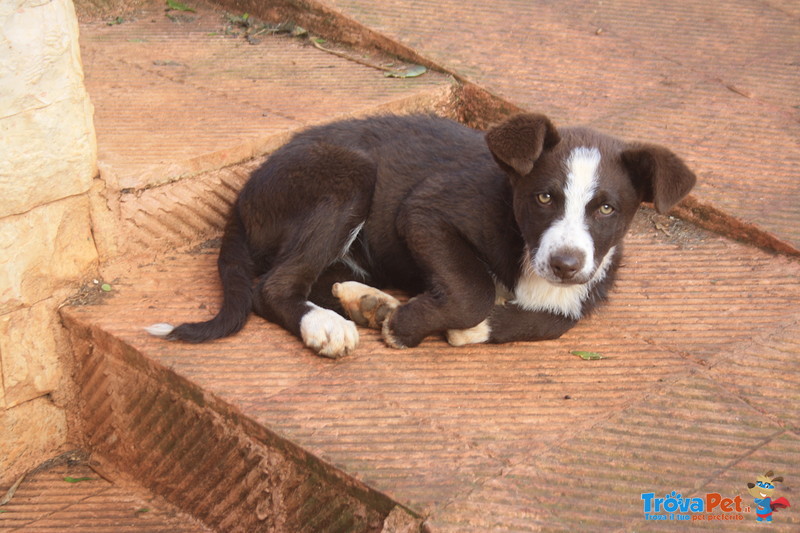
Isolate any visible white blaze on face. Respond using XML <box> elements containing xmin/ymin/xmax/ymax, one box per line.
<box><xmin>515</xmin><ymin>146</ymin><xmax>612</xmax><ymax>319</ymax></box>
<box><xmin>533</xmin><ymin>146</ymin><xmax>601</xmax><ymax>282</ymax></box>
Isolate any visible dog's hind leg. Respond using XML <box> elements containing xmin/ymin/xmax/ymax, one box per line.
<box><xmin>248</xmin><ymin>145</ymin><xmax>375</xmax><ymax>358</ymax></box>
<box><xmin>252</xmin><ymin>216</ymin><xmax>366</xmax><ymax>359</ymax></box>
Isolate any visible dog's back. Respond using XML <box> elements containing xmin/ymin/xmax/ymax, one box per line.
<box><xmin>246</xmin><ymin>115</ymin><xmax>510</xmax><ymax>289</ymax></box>
<box><xmin>147</xmin><ymin>113</ymin><xmax>695</xmax><ymax>357</ymax></box>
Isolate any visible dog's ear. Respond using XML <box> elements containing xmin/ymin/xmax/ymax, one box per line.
<box><xmin>486</xmin><ymin>113</ymin><xmax>560</xmax><ymax>178</ymax></box>
<box><xmin>621</xmin><ymin>143</ymin><xmax>696</xmax><ymax>213</ymax></box>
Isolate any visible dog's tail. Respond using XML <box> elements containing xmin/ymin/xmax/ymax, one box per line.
<box><xmin>146</xmin><ymin>205</ymin><xmax>254</xmax><ymax>343</ymax></box>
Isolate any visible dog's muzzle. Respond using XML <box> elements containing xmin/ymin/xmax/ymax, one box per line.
<box><xmin>548</xmin><ymin>248</ymin><xmax>586</xmax><ymax>282</ymax></box>
<box><xmin>531</xmin><ymin>247</ymin><xmax>596</xmax><ymax>286</ymax></box>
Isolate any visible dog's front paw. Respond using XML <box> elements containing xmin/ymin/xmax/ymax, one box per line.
<box><xmin>300</xmin><ymin>304</ymin><xmax>359</xmax><ymax>359</ymax></box>
<box><xmin>381</xmin><ymin>309</ymin><xmax>408</xmax><ymax>349</ymax></box>
<box><xmin>447</xmin><ymin>320</ymin><xmax>491</xmax><ymax>346</ymax></box>
<box><xmin>332</xmin><ymin>281</ymin><xmax>400</xmax><ymax>329</ymax></box>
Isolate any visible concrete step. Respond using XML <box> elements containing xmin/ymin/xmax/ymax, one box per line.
<box><xmin>58</xmin><ymin>0</ymin><xmax>800</xmax><ymax>530</ymax></box>
<box><xmin>58</xmin><ymin>0</ymin><xmax>459</xmax><ymax>530</ymax></box>
<box><xmin>249</xmin><ymin>0</ymin><xmax>800</xmax><ymax>255</ymax></box>
<box><xmin>0</xmin><ymin>454</ymin><xmax>209</xmax><ymax>532</ymax></box>
<box><xmin>79</xmin><ymin>0</ymin><xmax>456</xmax><ymax>260</ymax></box>
<box><xmin>60</xmin><ymin>210</ymin><xmax>800</xmax><ymax>531</ymax></box>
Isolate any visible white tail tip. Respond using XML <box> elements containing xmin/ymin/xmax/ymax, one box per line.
<box><xmin>145</xmin><ymin>323</ymin><xmax>175</xmax><ymax>338</ymax></box>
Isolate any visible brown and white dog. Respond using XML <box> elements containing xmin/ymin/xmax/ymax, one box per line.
<box><xmin>147</xmin><ymin>113</ymin><xmax>696</xmax><ymax>358</ymax></box>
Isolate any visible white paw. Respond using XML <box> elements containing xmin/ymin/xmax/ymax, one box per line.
<box><xmin>145</xmin><ymin>323</ymin><xmax>175</xmax><ymax>338</ymax></box>
<box><xmin>447</xmin><ymin>320</ymin><xmax>491</xmax><ymax>347</ymax></box>
<box><xmin>300</xmin><ymin>303</ymin><xmax>359</xmax><ymax>359</ymax></box>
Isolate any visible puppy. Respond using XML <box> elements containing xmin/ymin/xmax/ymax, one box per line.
<box><xmin>147</xmin><ymin>113</ymin><xmax>696</xmax><ymax>358</ymax></box>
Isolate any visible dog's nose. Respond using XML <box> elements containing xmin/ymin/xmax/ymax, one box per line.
<box><xmin>550</xmin><ymin>252</ymin><xmax>583</xmax><ymax>280</ymax></box>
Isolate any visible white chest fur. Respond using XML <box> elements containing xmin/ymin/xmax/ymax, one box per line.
<box><xmin>513</xmin><ymin>245</ymin><xmax>616</xmax><ymax>320</ymax></box>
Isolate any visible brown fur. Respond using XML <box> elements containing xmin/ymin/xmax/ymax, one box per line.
<box><xmin>156</xmin><ymin>113</ymin><xmax>696</xmax><ymax>356</ymax></box>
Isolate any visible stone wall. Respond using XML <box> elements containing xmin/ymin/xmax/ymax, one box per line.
<box><xmin>0</xmin><ymin>0</ymin><xmax>98</xmax><ymax>483</ymax></box>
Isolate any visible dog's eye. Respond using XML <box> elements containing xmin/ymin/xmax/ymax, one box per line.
<box><xmin>598</xmin><ymin>204</ymin><xmax>615</xmax><ymax>216</ymax></box>
<box><xmin>536</xmin><ymin>193</ymin><xmax>553</xmax><ymax>206</ymax></box>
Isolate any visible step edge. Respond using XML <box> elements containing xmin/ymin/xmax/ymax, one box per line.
<box><xmin>61</xmin><ymin>306</ymin><xmax>423</xmax><ymax>531</ymax></box>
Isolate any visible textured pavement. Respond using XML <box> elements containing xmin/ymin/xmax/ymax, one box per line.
<box><xmin>80</xmin><ymin>0</ymin><xmax>453</xmax><ymax>191</ymax></box>
<box><xmin>0</xmin><ymin>461</ymin><xmax>208</xmax><ymax>532</ymax></box>
<box><xmin>312</xmin><ymin>0</ymin><xmax>800</xmax><ymax>253</ymax></box>
<box><xmin>50</xmin><ymin>0</ymin><xmax>800</xmax><ymax>530</ymax></box>
<box><xmin>78</xmin><ymin>0</ymin><xmax>454</xmax><ymax>257</ymax></box>
<box><xmin>63</xmin><ymin>211</ymin><xmax>800</xmax><ymax>531</ymax></box>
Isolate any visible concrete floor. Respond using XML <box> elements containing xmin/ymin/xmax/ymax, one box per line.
<box><xmin>317</xmin><ymin>0</ymin><xmax>800</xmax><ymax>252</ymax></box>
<box><xmin>6</xmin><ymin>0</ymin><xmax>798</xmax><ymax>531</ymax></box>
<box><xmin>0</xmin><ymin>461</ymin><xmax>208</xmax><ymax>532</ymax></box>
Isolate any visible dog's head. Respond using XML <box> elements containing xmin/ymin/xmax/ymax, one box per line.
<box><xmin>747</xmin><ymin>471</ymin><xmax>783</xmax><ymax>499</ymax></box>
<box><xmin>487</xmin><ymin>113</ymin><xmax>696</xmax><ymax>286</ymax></box>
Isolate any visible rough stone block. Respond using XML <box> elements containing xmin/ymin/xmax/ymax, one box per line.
<box><xmin>0</xmin><ymin>0</ymin><xmax>85</xmax><ymax>115</ymax></box>
<box><xmin>0</xmin><ymin>298</ymin><xmax>65</xmax><ymax>407</ymax></box>
<box><xmin>0</xmin><ymin>358</ymin><xmax>4</xmax><ymax>409</ymax></box>
<box><xmin>0</xmin><ymin>395</ymin><xmax>68</xmax><ymax>486</ymax></box>
<box><xmin>0</xmin><ymin>195</ymin><xmax>98</xmax><ymax>315</ymax></box>
<box><xmin>0</xmin><ymin>0</ymin><xmax>97</xmax><ymax>217</ymax></box>
<box><xmin>0</xmin><ymin>95</ymin><xmax>96</xmax><ymax>219</ymax></box>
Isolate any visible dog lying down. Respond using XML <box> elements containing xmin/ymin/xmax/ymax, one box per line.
<box><xmin>147</xmin><ymin>113</ymin><xmax>696</xmax><ymax>358</ymax></box>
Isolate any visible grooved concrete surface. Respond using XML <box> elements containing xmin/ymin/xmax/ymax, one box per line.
<box><xmin>0</xmin><ymin>463</ymin><xmax>209</xmax><ymax>532</ymax></box>
<box><xmin>54</xmin><ymin>0</ymin><xmax>800</xmax><ymax>530</ymax></box>
<box><xmin>64</xmin><ymin>211</ymin><xmax>800</xmax><ymax>531</ymax></box>
<box><xmin>320</xmin><ymin>0</ymin><xmax>800</xmax><ymax>252</ymax></box>
<box><xmin>78</xmin><ymin>0</ymin><xmax>454</xmax><ymax>257</ymax></box>
<box><xmin>79</xmin><ymin>0</ymin><xmax>454</xmax><ymax>191</ymax></box>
